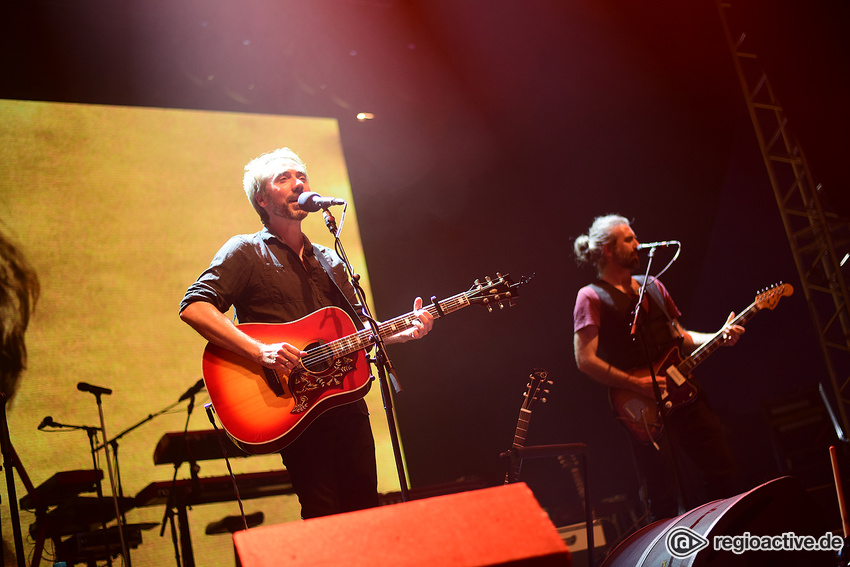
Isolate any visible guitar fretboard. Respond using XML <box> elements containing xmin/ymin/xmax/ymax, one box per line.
<box><xmin>678</xmin><ymin>301</ymin><xmax>760</xmax><ymax>375</ymax></box>
<box><xmin>300</xmin><ymin>292</ymin><xmax>471</xmax><ymax>368</ymax></box>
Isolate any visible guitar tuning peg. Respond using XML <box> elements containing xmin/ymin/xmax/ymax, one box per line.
<box><xmin>541</xmin><ymin>397</ymin><xmax>548</xmax><ymax>403</ymax></box>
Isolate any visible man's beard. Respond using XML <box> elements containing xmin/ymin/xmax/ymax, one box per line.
<box><xmin>269</xmin><ymin>199</ymin><xmax>308</xmax><ymax>221</ymax></box>
<box><xmin>616</xmin><ymin>251</ymin><xmax>640</xmax><ymax>272</ymax></box>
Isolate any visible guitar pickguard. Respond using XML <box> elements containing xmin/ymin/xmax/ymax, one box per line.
<box><xmin>288</xmin><ymin>353</ymin><xmax>358</xmax><ymax>413</ymax></box>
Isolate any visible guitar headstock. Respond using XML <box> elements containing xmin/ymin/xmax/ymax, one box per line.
<box><xmin>467</xmin><ymin>272</ymin><xmax>532</xmax><ymax>312</ymax></box>
<box><xmin>755</xmin><ymin>282</ymin><xmax>794</xmax><ymax>311</ymax></box>
<box><xmin>521</xmin><ymin>368</ymin><xmax>552</xmax><ymax>411</ymax></box>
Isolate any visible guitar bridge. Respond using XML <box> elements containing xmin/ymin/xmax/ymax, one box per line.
<box><xmin>262</xmin><ymin>367</ymin><xmax>286</xmax><ymax>397</ymax></box>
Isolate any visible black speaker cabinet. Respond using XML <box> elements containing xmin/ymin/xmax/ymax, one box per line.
<box><xmin>601</xmin><ymin>476</ymin><xmax>835</xmax><ymax>566</ymax></box>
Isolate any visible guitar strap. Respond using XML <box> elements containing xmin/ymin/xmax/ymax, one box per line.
<box><xmin>310</xmin><ymin>244</ymin><xmax>376</xmax><ymax>410</ymax></box>
<box><xmin>634</xmin><ymin>276</ymin><xmax>674</xmax><ymax>325</ymax></box>
<box><xmin>589</xmin><ymin>276</ymin><xmax>671</xmax><ymax>322</ymax></box>
<box><xmin>311</xmin><ymin>243</ymin><xmax>364</xmax><ymax>328</ymax></box>
<box><xmin>635</xmin><ymin>275</ymin><xmax>687</xmax><ymax>345</ymax></box>
<box><xmin>590</xmin><ymin>276</ymin><xmax>683</xmax><ymax>370</ymax></box>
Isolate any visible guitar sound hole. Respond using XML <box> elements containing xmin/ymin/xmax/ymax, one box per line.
<box><xmin>301</xmin><ymin>341</ymin><xmax>332</xmax><ymax>373</ymax></box>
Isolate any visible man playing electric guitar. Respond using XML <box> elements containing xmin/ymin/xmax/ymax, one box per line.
<box><xmin>180</xmin><ymin>147</ymin><xmax>434</xmax><ymax>520</ymax></box>
<box><xmin>572</xmin><ymin>214</ymin><xmax>744</xmax><ymax>522</ymax></box>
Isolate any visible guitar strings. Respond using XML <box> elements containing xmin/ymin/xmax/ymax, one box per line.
<box><xmin>296</xmin><ymin>294</ymin><xmax>471</xmax><ymax>370</ymax></box>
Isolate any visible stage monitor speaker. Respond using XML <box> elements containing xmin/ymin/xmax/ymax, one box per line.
<box><xmin>600</xmin><ymin>476</ymin><xmax>835</xmax><ymax>566</ymax></box>
<box><xmin>234</xmin><ymin>482</ymin><xmax>572</xmax><ymax>566</ymax></box>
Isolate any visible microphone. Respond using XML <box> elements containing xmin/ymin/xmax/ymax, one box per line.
<box><xmin>77</xmin><ymin>382</ymin><xmax>113</xmax><ymax>396</ymax></box>
<box><xmin>37</xmin><ymin>416</ymin><xmax>101</xmax><ymax>431</ymax></box>
<box><xmin>297</xmin><ymin>192</ymin><xmax>346</xmax><ymax>213</ymax></box>
<box><xmin>636</xmin><ymin>240</ymin><xmax>680</xmax><ymax>250</ymax></box>
<box><xmin>178</xmin><ymin>378</ymin><xmax>205</xmax><ymax>402</ymax></box>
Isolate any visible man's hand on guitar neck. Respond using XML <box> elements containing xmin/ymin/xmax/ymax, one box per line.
<box><xmin>684</xmin><ymin>311</ymin><xmax>745</xmax><ymax>350</ymax></box>
<box><xmin>384</xmin><ymin>297</ymin><xmax>434</xmax><ymax>345</ymax></box>
<box><xmin>719</xmin><ymin>311</ymin><xmax>745</xmax><ymax>346</ymax></box>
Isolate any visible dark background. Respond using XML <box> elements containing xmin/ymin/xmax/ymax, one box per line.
<box><xmin>4</xmin><ymin>0</ymin><xmax>848</xmax><ymax>536</ymax></box>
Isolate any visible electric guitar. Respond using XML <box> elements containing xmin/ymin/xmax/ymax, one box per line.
<box><xmin>505</xmin><ymin>368</ymin><xmax>551</xmax><ymax>484</ymax></box>
<box><xmin>609</xmin><ymin>282</ymin><xmax>793</xmax><ymax>444</ymax></box>
<box><xmin>203</xmin><ymin>273</ymin><xmax>524</xmax><ymax>454</ymax></box>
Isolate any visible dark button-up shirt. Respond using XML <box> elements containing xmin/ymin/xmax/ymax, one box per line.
<box><xmin>180</xmin><ymin>227</ymin><xmax>362</xmax><ymax>325</ymax></box>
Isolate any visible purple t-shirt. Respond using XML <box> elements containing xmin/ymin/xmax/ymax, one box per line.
<box><xmin>573</xmin><ymin>278</ymin><xmax>681</xmax><ymax>333</ymax></box>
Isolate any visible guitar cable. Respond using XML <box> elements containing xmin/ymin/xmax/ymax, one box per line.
<box><xmin>640</xmin><ymin>408</ymin><xmax>661</xmax><ymax>452</ymax></box>
<box><xmin>205</xmin><ymin>403</ymin><xmax>249</xmax><ymax>531</ymax></box>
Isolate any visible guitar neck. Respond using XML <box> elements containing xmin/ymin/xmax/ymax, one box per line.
<box><xmin>505</xmin><ymin>408</ymin><xmax>531</xmax><ymax>483</ymax></box>
<box><xmin>678</xmin><ymin>300</ymin><xmax>760</xmax><ymax>375</ymax></box>
<box><xmin>329</xmin><ymin>292</ymin><xmax>471</xmax><ymax>357</ymax></box>
<box><xmin>511</xmin><ymin>409</ymin><xmax>531</xmax><ymax>449</ymax></box>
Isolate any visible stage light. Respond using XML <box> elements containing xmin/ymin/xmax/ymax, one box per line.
<box><xmin>356</xmin><ymin>112</ymin><xmax>374</xmax><ymax>121</ymax></box>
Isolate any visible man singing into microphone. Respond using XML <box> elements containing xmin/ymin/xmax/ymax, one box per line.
<box><xmin>572</xmin><ymin>214</ymin><xmax>743</xmax><ymax>522</ymax></box>
<box><xmin>179</xmin><ymin>147</ymin><xmax>434</xmax><ymax>519</ymax></box>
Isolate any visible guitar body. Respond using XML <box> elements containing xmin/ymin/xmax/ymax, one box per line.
<box><xmin>202</xmin><ymin>307</ymin><xmax>370</xmax><ymax>455</ymax></box>
<box><xmin>200</xmin><ymin>272</ymin><xmax>527</xmax><ymax>455</ymax></box>
<box><xmin>608</xmin><ymin>345</ymin><xmax>698</xmax><ymax>445</ymax></box>
<box><xmin>608</xmin><ymin>282</ymin><xmax>793</xmax><ymax>445</ymax></box>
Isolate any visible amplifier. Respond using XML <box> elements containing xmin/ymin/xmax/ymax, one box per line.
<box><xmin>557</xmin><ymin>520</ymin><xmax>606</xmax><ymax>553</ymax></box>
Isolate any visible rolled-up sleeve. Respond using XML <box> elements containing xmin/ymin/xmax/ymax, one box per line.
<box><xmin>179</xmin><ymin>236</ymin><xmax>253</xmax><ymax>314</ymax></box>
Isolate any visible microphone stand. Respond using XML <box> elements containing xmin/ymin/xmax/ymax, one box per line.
<box><xmin>319</xmin><ymin>205</ymin><xmax>410</xmax><ymax>501</ymax></box>
<box><xmin>78</xmin><ymin>387</ymin><xmax>132</xmax><ymax>567</ymax></box>
<box><xmin>159</xmin><ymin>394</ymin><xmax>198</xmax><ymax>567</ymax></box>
<box><xmin>94</xmin><ymin>398</ymin><xmax>186</xmax><ymax>454</ymax></box>
<box><xmin>86</xmin><ymin>383</ymin><xmax>201</xmax><ymax>566</ymax></box>
<box><xmin>82</xmin><ymin>423</ymin><xmax>115</xmax><ymax>567</ymax></box>
<box><xmin>1</xmin><ymin>393</ymin><xmax>26</xmax><ymax>567</ymax></box>
<box><xmin>630</xmin><ymin>247</ymin><xmax>686</xmax><ymax>516</ymax></box>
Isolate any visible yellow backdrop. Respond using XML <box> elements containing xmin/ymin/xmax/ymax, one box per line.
<box><xmin>0</xmin><ymin>99</ymin><xmax>396</xmax><ymax>566</ymax></box>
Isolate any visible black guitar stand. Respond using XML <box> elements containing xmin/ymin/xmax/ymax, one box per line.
<box><xmin>501</xmin><ymin>443</ymin><xmax>595</xmax><ymax>567</ymax></box>
<box><xmin>317</xmin><ymin>204</ymin><xmax>412</xmax><ymax>501</ymax></box>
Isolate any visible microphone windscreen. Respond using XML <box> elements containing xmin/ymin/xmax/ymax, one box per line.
<box><xmin>297</xmin><ymin>192</ymin><xmax>321</xmax><ymax>212</ymax></box>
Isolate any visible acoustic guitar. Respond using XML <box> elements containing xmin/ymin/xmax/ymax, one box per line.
<box><xmin>203</xmin><ymin>273</ymin><xmax>524</xmax><ymax>454</ymax></box>
<box><xmin>505</xmin><ymin>368</ymin><xmax>552</xmax><ymax>484</ymax></box>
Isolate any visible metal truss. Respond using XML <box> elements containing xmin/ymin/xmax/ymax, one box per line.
<box><xmin>716</xmin><ymin>1</ymin><xmax>850</xmax><ymax>437</ymax></box>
